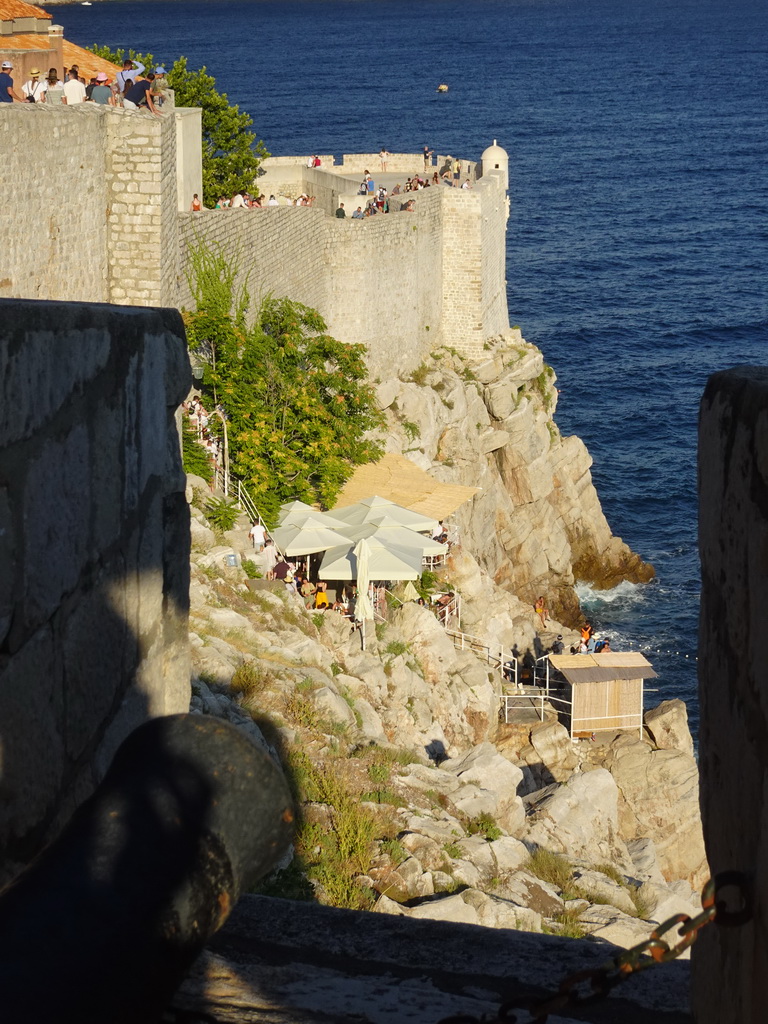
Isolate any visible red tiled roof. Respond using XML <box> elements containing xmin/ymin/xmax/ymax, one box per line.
<box><xmin>63</xmin><ymin>39</ymin><xmax>121</xmax><ymax>80</ymax></box>
<box><xmin>0</xmin><ymin>0</ymin><xmax>51</xmax><ymax>21</ymax></box>
<box><xmin>0</xmin><ymin>31</ymin><xmax>49</xmax><ymax>50</ymax></box>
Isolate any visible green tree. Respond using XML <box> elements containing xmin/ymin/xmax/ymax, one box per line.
<box><xmin>87</xmin><ymin>47</ymin><xmax>268</xmax><ymax>205</ymax></box>
<box><xmin>168</xmin><ymin>58</ymin><xmax>268</xmax><ymax>206</ymax></box>
<box><xmin>184</xmin><ymin>244</ymin><xmax>383</xmax><ymax>524</ymax></box>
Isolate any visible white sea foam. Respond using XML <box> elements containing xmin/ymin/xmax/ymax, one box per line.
<box><xmin>575</xmin><ymin>579</ymin><xmax>649</xmax><ymax>608</ymax></box>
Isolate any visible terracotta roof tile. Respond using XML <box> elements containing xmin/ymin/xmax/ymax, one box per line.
<box><xmin>1</xmin><ymin>34</ymin><xmax>120</xmax><ymax>80</ymax></box>
<box><xmin>0</xmin><ymin>0</ymin><xmax>51</xmax><ymax>21</ymax></box>
<box><xmin>0</xmin><ymin>31</ymin><xmax>49</xmax><ymax>51</ymax></box>
<box><xmin>62</xmin><ymin>40</ymin><xmax>121</xmax><ymax>80</ymax></box>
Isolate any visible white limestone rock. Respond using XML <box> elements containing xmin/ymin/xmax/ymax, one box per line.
<box><xmin>488</xmin><ymin>836</ymin><xmax>530</xmax><ymax>873</ymax></box>
<box><xmin>528</xmin><ymin>721</ymin><xmax>580</xmax><ymax>782</ymax></box>
<box><xmin>607</xmin><ymin>738</ymin><xmax>708</xmax><ymax>888</ymax></box>
<box><xmin>408</xmin><ymin>893</ymin><xmax>480</xmax><ymax>926</ymax></box>
<box><xmin>310</xmin><ymin>686</ymin><xmax>357</xmax><ymax>728</ymax></box>
<box><xmin>190</xmin><ymin>515</ymin><xmax>216</xmax><ymax>552</ymax></box>
<box><xmin>577</xmin><ymin>905</ymin><xmax>664</xmax><ymax>953</ymax></box>
<box><xmin>523</xmin><ymin>768</ymin><xmax>634</xmax><ymax>872</ymax></box>
<box><xmin>626</xmin><ymin>837</ymin><xmax>667</xmax><ymax>885</ymax></box>
<box><xmin>442</xmin><ymin>742</ymin><xmax>525</xmax><ymax>834</ymax></box>
<box><xmin>644</xmin><ymin>699</ymin><xmax>695</xmax><ymax>757</ymax></box>
<box><xmin>493</xmin><ymin>870</ymin><xmax>565</xmax><ymax>918</ymax></box>
<box><xmin>572</xmin><ymin>868</ymin><xmax>638</xmax><ymax>917</ymax></box>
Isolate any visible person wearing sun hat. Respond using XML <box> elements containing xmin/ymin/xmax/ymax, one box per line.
<box><xmin>89</xmin><ymin>71</ymin><xmax>114</xmax><ymax>106</ymax></box>
<box><xmin>0</xmin><ymin>61</ymin><xmax>23</xmax><ymax>103</ymax></box>
<box><xmin>22</xmin><ymin>67</ymin><xmax>46</xmax><ymax>103</ymax></box>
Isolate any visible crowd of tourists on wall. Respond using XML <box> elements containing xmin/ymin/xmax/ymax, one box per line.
<box><xmin>0</xmin><ymin>58</ymin><xmax>167</xmax><ymax>112</ymax></box>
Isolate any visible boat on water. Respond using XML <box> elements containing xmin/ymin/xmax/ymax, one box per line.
<box><xmin>437</xmin><ymin>83</ymin><xmax>448</xmax><ymax>93</ymax></box>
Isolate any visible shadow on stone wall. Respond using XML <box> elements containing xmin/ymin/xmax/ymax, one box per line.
<box><xmin>0</xmin><ymin>299</ymin><xmax>192</xmax><ymax>885</ymax></box>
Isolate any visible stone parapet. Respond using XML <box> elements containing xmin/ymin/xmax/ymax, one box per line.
<box><xmin>0</xmin><ymin>299</ymin><xmax>191</xmax><ymax>884</ymax></box>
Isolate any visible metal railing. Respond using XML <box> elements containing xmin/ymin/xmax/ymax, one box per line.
<box><xmin>445</xmin><ymin>627</ymin><xmax>516</xmax><ymax>686</ymax></box>
<box><xmin>235</xmin><ymin>480</ymin><xmax>269</xmax><ymax>533</ymax></box>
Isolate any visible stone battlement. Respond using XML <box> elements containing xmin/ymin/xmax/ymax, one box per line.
<box><xmin>0</xmin><ymin>102</ymin><xmax>510</xmax><ymax>371</ymax></box>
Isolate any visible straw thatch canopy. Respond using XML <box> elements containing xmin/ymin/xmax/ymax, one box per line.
<box><xmin>332</xmin><ymin>454</ymin><xmax>479</xmax><ymax>521</ymax></box>
<box><xmin>549</xmin><ymin>652</ymin><xmax>657</xmax><ymax>684</ymax></box>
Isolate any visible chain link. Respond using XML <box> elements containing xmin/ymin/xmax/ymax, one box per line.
<box><xmin>436</xmin><ymin>871</ymin><xmax>751</xmax><ymax>1024</ymax></box>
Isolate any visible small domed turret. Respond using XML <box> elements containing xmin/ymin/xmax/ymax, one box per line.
<box><xmin>481</xmin><ymin>139</ymin><xmax>508</xmax><ymax>190</ymax></box>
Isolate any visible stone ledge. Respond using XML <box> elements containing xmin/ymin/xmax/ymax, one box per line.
<box><xmin>172</xmin><ymin>894</ymin><xmax>692</xmax><ymax>1023</ymax></box>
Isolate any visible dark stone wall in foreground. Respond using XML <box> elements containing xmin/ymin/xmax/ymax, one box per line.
<box><xmin>0</xmin><ymin>299</ymin><xmax>191</xmax><ymax>883</ymax></box>
<box><xmin>693</xmin><ymin>366</ymin><xmax>768</xmax><ymax>1023</ymax></box>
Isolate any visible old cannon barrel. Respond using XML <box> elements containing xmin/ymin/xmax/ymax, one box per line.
<box><xmin>0</xmin><ymin>714</ymin><xmax>294</xmax><ymax>1024</ymax></box>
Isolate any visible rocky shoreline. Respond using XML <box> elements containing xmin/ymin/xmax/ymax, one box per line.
<box><xmin>186</xmin><ymin>479</ymin><xmax>706</xmax><ymax>957</ymax></box>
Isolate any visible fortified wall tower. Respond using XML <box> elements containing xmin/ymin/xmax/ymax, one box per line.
<box><xmin>0</xmin><ymin>100</ymin><xmax>511</xmax><ymax>377</ymax></box>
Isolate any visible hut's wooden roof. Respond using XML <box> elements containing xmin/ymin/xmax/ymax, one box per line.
<box><xmin>549</xmin><ymin>652</ymin><xmax>657</xmax><ymax>684</ymax></box>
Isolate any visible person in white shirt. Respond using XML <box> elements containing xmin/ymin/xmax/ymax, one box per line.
<box><xmin>230</xmin><ymin>192</ymin><xmax>246</xmax><ymax>208</ymax></box>
<box><xmin>22</xmin><ymin>68</ymin><xmax>46</xmax><ymax>103</ymax></box>
<box><xmin>248</xmin><ymin>521</ymin><xmax>266</xmax><ymax>551</ymax></box>
<box><xmin>63</xmin><ymin>69</ymin><xmax>86</xmax><ymax>105</ymax></box>
<box><xmin>267</xmin><ymin>195</ymin><xmax>279</xmax><ymax>206</ymax></box>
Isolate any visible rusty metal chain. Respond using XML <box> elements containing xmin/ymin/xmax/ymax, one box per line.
<box><xmin>437</xmin><ymin>871</ymin><xmax>751</xmax><ymax>1024</ymax></box>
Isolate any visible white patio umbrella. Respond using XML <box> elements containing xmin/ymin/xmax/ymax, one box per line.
<box><xmin>271</xmin><ymin>515</ymin><xmax>351</xmax><ymax>556</ymax></box>
<box><xmin>339</xmin><ymin>516</ymin><xmax>447</xmax><ymax>555</ymax></box>
<box><xmin>279</xmin><ymin>507</ymin><xmax>348</xmax><ymax>529</ymax></box>
<box><xmin>276</xmin><ymin>500</ymin><xmax>315</xmax><ymax>524</ymax></box>
<box><xmin>353</xmin><ymin>539</ymin><xmax>375</xmax><ymax>651</ymax></box>
<box><xmin>400</xmin><ymin>580</ymin><xmax>421</xmax><ymax>603</ymax></box>
<box><xmin>318</xmin><ymin>535</ymin><xmax>423</xmax><ymax>581</ymax></box>
<box><xmin>332</xmin><ymin>495</ymin><xmax>439</xmax><ymax>533</ymax></box>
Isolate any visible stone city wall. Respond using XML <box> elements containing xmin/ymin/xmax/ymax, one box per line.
<box><xmin>0</xmin><ymin>299</ymin><xmax>191</xmax><ymax>885</ymax></box>
<box><xmin>179</xmin><ymin>185</ymin><xmax>445</xmax><ymax>378</ymax></box>
<box><xmin>0</xmin><ymin>103</ymin><xmax>193</xmax><ymax>310</ymax></box>
<box><xmin>0</xmin><ymin>105</ymin><xmax>508</xmax><ymax>370</ymax></box>
<box><xmin>178</xmin><ymin>205</ymin><xmax>333</xmax><ymax>326</ymax></box>
<box><xmin>180</xmin><ymin>165</ymin><xmax>508</xmax><ymax>374</ymax></box>
<box><xmin>0</xmin><ymin>105</ymin><xmax>110</xmax><ymax>303</ymax></box>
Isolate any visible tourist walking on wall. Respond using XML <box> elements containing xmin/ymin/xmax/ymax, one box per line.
<box><xmin>124</xmin><ymin>73</ymin><xmax>160</xmax><ymax>114</ymax></box>
<box><xmin>43</xmin><ymin>69</ymin><xmax>64</xmax><ymax>104</ymax></box>
<box><xmin>88</xmin><ymin>72</ymin><xmax>114</xmax><ymax>106</ymax></box>
<box><xmin>116</xmin><ymin>58</ymin><xmax>144</xmax><ymax>93</ymax></box>
<box><xmin>63</xmin><ymin>68</ymin><xmax>86</xmax><ymax>105</ymax></box>
<box><xmin>0</xmin><ymin>62</ymin><xmax>23</xmax><ymax>103</ymax></box>
<box><xmin>379</xmin><ymin>147</ymin><xmax>389</xmax><ymax>172</ymax></box>
<box><xmin>335</xmin><ymin>203</ymin><xmax>346</xmax><ymax>218</ymax></box>
<box><xmin>453</xmin><ymin>158</ymin><xmax>461</xmax><ymax>185</ymax></box>
<box><xmin>151</xmin><ymin>66</ymin><xmax>167</xmax><ymax>107</ymax></box>
<box><xmin>22</xmin><ymin>68</ymin><xmax>46</xmax><ymax>103</ymax></box>
<box><xmin>423</xmin><ymin>145</ymin><xmax>433</xmax><ymax>169</ymax></box>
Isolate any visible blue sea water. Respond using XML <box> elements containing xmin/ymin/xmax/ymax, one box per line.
<box><xmin>56</xmin><ymin>0</ymin><xmax>768</xmax><ymax>736</ymax></box>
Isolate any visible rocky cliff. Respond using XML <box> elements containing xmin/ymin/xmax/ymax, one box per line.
<box><xmin>376</xmin><ymin>328</ymin><xmax>653</xmax><ymax>629</ymax></box>
<box><xmin>183</xmin><ymin>492</ymin><xmax>706</xmax><ymax>972</ymax></box>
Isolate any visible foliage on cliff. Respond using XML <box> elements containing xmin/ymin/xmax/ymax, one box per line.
<box><xmin>87</xmin><ymin>47</ymin><xmax>268</xmax><ymax>204</ymax></box>
<box><xmin>184</xmin><ymin>243</ymin><xmax>384</xmax><ymax>524</ymax></box>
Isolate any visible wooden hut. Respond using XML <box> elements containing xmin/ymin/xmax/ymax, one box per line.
<box><xmin>547</xmin><ymin>652</ymin><xmax>657</xmax><ymax>738</ymax></box>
